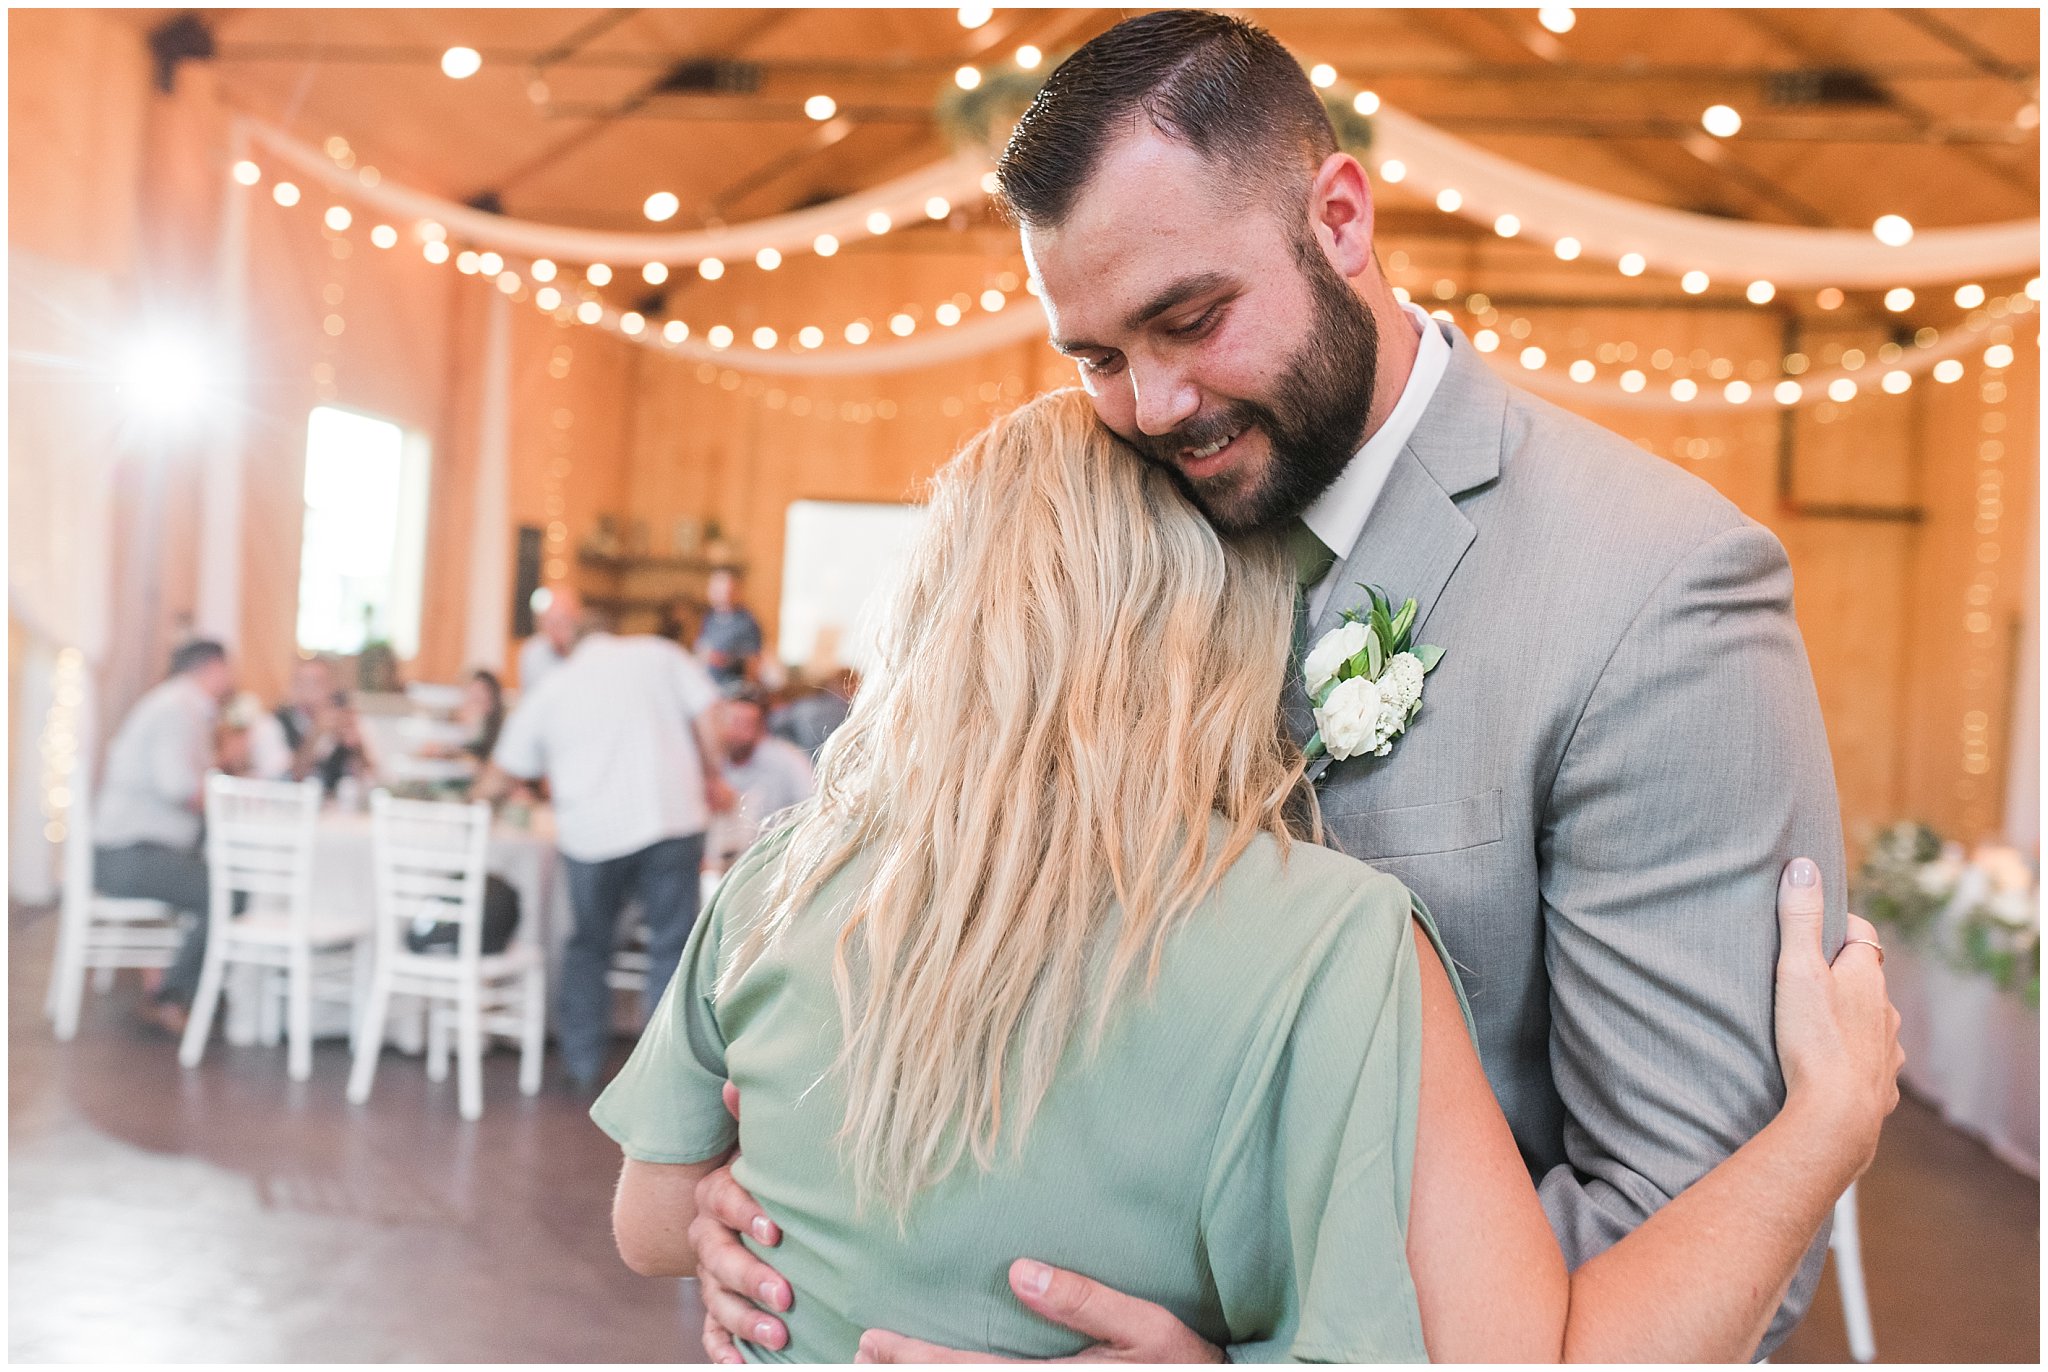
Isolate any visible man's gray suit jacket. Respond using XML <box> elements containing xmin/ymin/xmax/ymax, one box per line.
<box><xmin>1283</xmin><ymin>321</ymin><xmax>1849</xmax><ymax>1352</ymax></box>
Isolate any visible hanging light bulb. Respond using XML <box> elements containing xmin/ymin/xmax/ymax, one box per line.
<box><xmin>370</xmin><ymin>224</ymin><xmax>397</xmax><ymax>249</ymax></box>
<box><xmin>804</xmin><ymin>94</ymin><xmax>837</xmax><ymax>121</ymax></box>
<box><xmin>232</xmin><ymin>160</ymin><xmax>261</xmax><ymax>186</ymax></box>
<box><xmin>889</xmin><ymin>313</ymin><xmax>916</xmax><ymax>337</ymax></box>
<box><xmin>1872</xmin><ymin>215</ymin><xmax>1914</xmax><ymax>247</ymax></box>
<box><xmin>1378</xmin><ymin>159</ymin><xmax>1406</xmax><ymax>183</ymax></box>
<box><xmin>1984</xmin><ymin>343</ymin><xmax>2015</xmax><ymax>369</ymax></box>
<box><xmin>936</xmin><ymin>302</ymin><xmax>962</xmax><ymax>326</ymax></box>
<box><xmin>1553</xmin><ymin>237</ymin><xmax>1581</xmax><ymax>261</ymax></box>
<box><xmin>272</xmin><ymin>181</ymin><xmax>301</xmax><ymax>207</ymax></box>
<box><xmin>752</xmin><ymin>326</ymin><xmax>778</xmax><ymax>349</ymax></box>
<box><xmin>1681</xmin><ymin>270</ymin><xmax>1710</xmax><ymax>294</ymax></box>
<box><xmin>663</xmin><ymin>320</ymin><xmax>689</xmax><ymax>344</ymax></box>
<box><xmin>925</xmin><ymin>196</ymin><xmax>952</xmax><ymax>221</ymax></box>
<box><xmin>1827</xmin><ymin>378</ymin><xmax>1858</xmax><ymax>402</ymax></box>
<box><xmin>1881</xmin><ymin>370</ymin><xmax>1912</xmax><ymax>394</ymax></box>
<box><xmin>1519</xmin><ymin>346</ymin><xmax>1546</xmax><ymax>370</ymax></box>
<box><xmin>497</xmin><ymin>270</ymin><xmax>521</xmax><ymax>295</ymax></box>
<box><xmin>456</xmin><ymin>251</ymin><xmax>480</xmax><ymax>274</ymax></box>
<box><xmin>621</xmin><ymin>312</ymin><xmax>646</xmax><ymax>336</ymax></box>
<box><xmin>1353</xmin><ymin>90</ymin><xmax>1380</xmax><ymax>115</ymax></box>
<box><xmin>814</xmin><ymin>234</ymin><xmax>839</xmax><ymax>257</ymax></box>
<box><xmin>698</xmin><ymin>258</ymin><xmax>724</xmax><ymax>281</ymax></box>
<box><xmin>1618</xmin><ymin>253</ymin><xmax>1646</xmax><ymax>276</ymax></box>
<box><xmin>980</xmin><ymin>288</ymin><xmax>1005</xmax><ymax>312</ymax></box>
<box><xmin>1815</xmin><ymin>287</ymin><xmax>1844</xmax><ymax>310</ymax></box>
<box><xmin>1537</xmin><ymin>7</ymin><xmax>1576</xmax><ymax>34</ymax></box>
<box><xmin>1774</xmin><ymin>380</ymin><xmax>1803</xmax><ymax>404</ymax></box>
<box><xmin>1494</xmin><ymin>214</ymin><xmax>1521</xmax><ymax>238</ymax></box>
<box><xmin>530</xmin><ymin>259</ymin><xmax>556</xmax><ymax>282</ymax></box>
<box><xmin>798</xmin><ymin>326</ymin><xmax>824</xmax><ymax>349</ymax></box>
<box><xmin>441</xmin><ymin>46</ymin><xmax>482</xmax><ymax>80</ymax></box>
<box><xmin>1671</xmin><ymin>378</ymin><xmax>1699</xmax><ymax>401</ymax></box>
<box><xmin>1955</xmin><ymin>283</ymin><xmax>1986</xmax><ymax>308</ymax></box>
<box><xmin>1435</xmin><ymin>188</ymin><xmax>1463</xmax><ymax>213</ymax></box>
<box><xmin>1884</xmin><ymin>287</ymin><xmax>1915</xmax><ymax>312</ymax></box>
<box><xmin>1309</xmin><ymin>64</ymin><xmax>1337</xmax><ymax>89</ymax></box>
<box><xmin>756</xmin><ymin>247</ymin><xmax>782</xmax><ymax>270</ymax></box>
<box><xmin>1568</xmin><ymin>359</ymin><xmax>1595</xmax><ymax>382</ymax></box>
<box><xmin>1620</xmin><ymin>369</ymin><xmax>1647</xmax><ymax>393</ymax></box>
<box><xmin>535</xmin><ymin>286</ymin><xmax>561</xmax><ymax>310</ymax></box>
<box><xmin>708</xmin><ymin>325</ymin><xmax>734</xmax><ymax>349</ymax></box>
<box><xmin>586</xmin><ymin>262</ymin><xmax>612</xmax><ymax>285</ymax></box>
<box><xmin>643</xmin><ymin>191</ymin><xmax>680</xmax><ymax>223</ymax></box>
<box><xmin>1724</xmin><ymin>380</ymin><xmax>1753</xmax><ymax>404</ymax></box>
<box><xmin>1746</xmin><ymin>280</ymin><xmax>1776</xmax><ymax>304</ymax></box>
<box><xmin>1016</xmin><ymin>45</ymin><xmax>1042</xmax><ymax>70</ymax></box>
<box><xmin>423</xmin><ymin>241</ymin><xmax>450</xmax><ymax>265</ymax></box>
<box><xmin>845</xmin><ymin>321</ymin><xmax>871</xmax><ymax>345</ymax></box>
<box><xmin>955</xmin><ymin>65</ymin><xmax>982</xmax><ymax>91</ymax></box>
<box><xmin>957</xmin><ymin>5</ymin><xmax>992</xmax><ymax>28</ymax></box>
<box><xmin>1932</xmin><ymin>359</ymin><xmax>1964</xmax><ymax>383</ymax></box>
<box><xmin>642</xmin><ymin>262</ymin><xmax>669</xmax><ymax>285</ymax></box>
<box><xmin>478</xmin><ymin>251</ymin><xmax>504</xmax><ymax>276</ymax></box>
<box><xmin>576</xmin><ymin>300</ymin><xmax>603</xmax><ymax>325</ymax></box>
<box><xmin>1701</xmin><ymin>105</ymin><xmax>1742</xmax><ymax>138</ymax></box>
<box><xmin>867</xmin><ymin>211</ymin><xmax>892</xmax><ymax>236</ymax></box>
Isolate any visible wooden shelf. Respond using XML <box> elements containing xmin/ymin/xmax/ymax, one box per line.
<box><xmin>577</xmin><ymin>550</ymin><xmax>744</xmax><ymax>575</ymax></box>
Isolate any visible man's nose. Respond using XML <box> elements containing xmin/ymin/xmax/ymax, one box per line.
<box><xmin>1129</xmin><ymin>361</ymin><xmax>1201</xmax><ymax>438</ymax></box>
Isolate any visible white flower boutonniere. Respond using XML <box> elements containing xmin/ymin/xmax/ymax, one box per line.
<box><xmin>1303</xmin><ymin>586</ymin><xmax>1444</xmax><ymax>783</ymax></box>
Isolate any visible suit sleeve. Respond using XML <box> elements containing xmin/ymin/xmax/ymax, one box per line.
<box><xmin>1536</xmin><ymin>520</ymin><xmax>1846</xmax><ymax>1354</ymax></box>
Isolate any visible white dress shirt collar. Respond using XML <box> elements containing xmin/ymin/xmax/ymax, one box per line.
<box><xmin>1301</xmin><ymin>303</ymin><xmax>1452</xmax><ymax>617</ymax></box>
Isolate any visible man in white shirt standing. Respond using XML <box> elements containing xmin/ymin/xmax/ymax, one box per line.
<box><xmin>94</xmin><ymin>639</ymin><xmax>237</xmax><ymax>1034</ymax></box>
<box><xmin>515</xmin><ymin>585</ymin><xmax>585</xmax><ymax>696</ymax></box>
<box><xmin>478</xmin><ymin>612</ymin><xmax>735</xmax><ymax>1088</ymax></box>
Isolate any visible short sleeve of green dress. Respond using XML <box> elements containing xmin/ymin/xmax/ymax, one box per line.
<box><xmin>588</xmin><ymin>832</ymin><xmax>785</xmax><ymax>1164</ymax></box>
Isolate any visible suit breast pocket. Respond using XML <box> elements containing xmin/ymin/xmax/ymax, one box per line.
<box><xmin>1323</xmin><ymin>788</ymin><xmax>1504</xmax><ymax>861</ymax></box>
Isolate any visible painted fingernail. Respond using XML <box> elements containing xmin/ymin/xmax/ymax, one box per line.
<box><xmin>1018</xmin><ymin>1260</ymin><xmax>1051</xmax><ymax>1296</ymax></box>
<box><xmin>751</xmin><ymin>1216</ymin><xmax>775</xmax><ymax>1242</ymax></box>
<box><xmin>1788</xmin><ymin>858</ymin><xmax>1818</xmax><ymax>888</ymax></box>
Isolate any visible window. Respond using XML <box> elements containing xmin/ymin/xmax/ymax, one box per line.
<box><xmin>294</xmin><ymin>406</ymin><xmax>431</xmax><ymax>659</ymax></box>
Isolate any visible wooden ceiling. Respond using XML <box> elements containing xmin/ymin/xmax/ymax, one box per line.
<box><xmin>137</xmin><ymin>6</ymin><xmax>2038</xmax><ymax>240</ymax></box>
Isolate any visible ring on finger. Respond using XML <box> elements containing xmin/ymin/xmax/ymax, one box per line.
<box><xmin>1835</xmin><ymin>936</ymin><xmax>1885</xmax><ymax>966</ymax></box>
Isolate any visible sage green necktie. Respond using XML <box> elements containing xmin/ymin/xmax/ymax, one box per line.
<box><xmin>1287</xmin><ymin>520</ymin><xmax>1337</xmax><ymax>666</ymax></box>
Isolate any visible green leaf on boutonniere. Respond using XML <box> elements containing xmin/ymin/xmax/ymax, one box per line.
<box><xmin>1413</xmin><ymin>643</ymin><xmax>1445</xmax><ymax>672</ymax></box>
<box><xmin>1389</xmin><ymin>599</ymin><xmax>1417</xmax><ymax>650</ymax></box>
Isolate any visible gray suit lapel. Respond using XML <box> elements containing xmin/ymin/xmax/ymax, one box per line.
<box><xmin>1285</xmin><ymin>328</ymin><xmax>1508</xmax><ymax>744</ymax></box>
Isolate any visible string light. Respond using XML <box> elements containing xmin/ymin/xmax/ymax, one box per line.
<box><xmin>813</xmin><ymin>234</ymin><xmax>839</xmax><ymax>257</ymax></box>
<box><xmin>889</xmin><ymin>313</ymin><xmax>916</xmax><ymax>337</ymax></box>
<box><xmin>1310</xmin><ymin>63</ymin><xmax>1337</xmax><ymax>89</ymax></box>
<box><xmin>1353</xmin><ymin>90</ymin><xmax>1380</xmax><ymax>115</ymax></box>
<box><xmin>621</xmin><ymin>311</ymin><xmax>645</xmax><ymax>335</ymax></box>
<box><xmin>643</xmin><ymin>191</ymin><xmax>680</xmax><ymax>224</ymax></box>
<box><xmin>423</xmin><ymin>241</ymin><xmax>449</xmax><ymax>264</ymax></box>
<box><xmin>1774</xmin><ymin>380</ymin><xmax>1803</xmax><ymax>404</ymax></box>
<box><xmin>1881</xmin><ymin>370</ymin><xmax>1912</xmax><ymax>394</ymax></box>
<box><xmin>936</xmin><ymin>302</ymin><xmax>962</xmax><ymax>326</ymax></box>
<box><xmin>1519</xmin><ymin>346</ymin><xmax>1545</xmax><ymax>370</ymax></box>
<box><xmin>663</xmin><ymin>320</ymin><xmax>689</xmax><ymax>344</ymax></box>
<box><xmin>804</xmin><ymin>94</ymin><xmax>837</xmax><ymax>121</ymax></box>
<box><xmin>957</xmin><ymin>5</ymin><xmax>992</xmax><ymax>27</ymax></box>
<box><xmin>1436</xmin><ymin>189</ymin><xmax>1463</xmax><ymax>213</ymax></box>
<box><xmin>1885</xmin><ymin>287</ymin><xmax>1915</xmax><ymax>311</ymax></box>
<box><xmin>1956</xmin><ymin>283</ymin><xmax>1986</xmax><ymax>308</ymax></box>
<box><xmin>586</xmin><ymin>262</ymin><xmax>612</xmax><ymax>285</ymax></box>
<box><xmin>456</xmin><ymin>251</ymin><xmax>480</xmax><ymax>274</ymax></box>
<box><xmin>1827</xmin><ymin>377</ymin><xmax>1858</xmax><ymax>402</ymax></box>
<box><xmin>1816</xmin><ymin>287</ymin><xmax>1844</xmax><ymax>310</ymax></box>
<box><xmin>369</xmin><ymin>224</ymin><xmax>397</xmax><ymax>249</ymax></box>
<box><xmin>1620</xmin><ymin>369</ymin><xmax>1647</xmax><ymax>393</ymax></box>
<box><xmin>756</xmin><ymin>247</ymin><xmax>782</xmax><ymax>270</ymax></box>
<box><xmin>1934</xmin><ymin>359</ymin><xmax>1965</xmax><ymax>383</ymax></box>
<box><xmin>1016</xmin><ymin>45</ymin><xmax>1042</xmax><ymax>70</ymax></box>
<box><xmin>1671</xmin><ymin>378</ymin><xmax>1699</xmax><ymax>401</ymax></box>
<box><xmin>418</xmin><ymin>221</ymin><xmax>447</xmax><ymax>243</ymax></box>
<box><xmin>1473</xmin><ymin>329</ymin><xmax>1499</xmax><ymax>353</ymax></box>
<box><xmin>1537</xmin><ymin>7</ymin><xmax>1576</xmax><ymax>34</ymax></box>
<box><xmin>535</xmin><ymin>286</ymin><xmax>561</xmax><ymax>310</ymax></box>
<box><xmin>1984</xmin><ymin>343</ymin><xmax>2015</xmax><ymax>369</ymax></box>
<box><xmin>708</xmin><ymin>324</ymin><xmax>734</xmax><ymax>349</ymax></box>
<box><xmin>642</xmin><ymin>261</ymin><xmax>669</xmax><ymax>284</ymax></box>
<box><xmin>1618</xmin><ymin>252</ymin><xmax>1646</xmax><ymax>277</ymax></box>
<box><xmin>845</xmin><ymin>321</ymin><xmax>871</xmax><ymax>345</ymax></box>
<box><xmin>1568</xmin><ymin>359</ymin><xmax>1595</xmax><ymax>382</ymax></box>
<box><xmin>232</xmin><ymin>160</ymin><xmax>261</xmax><ymax>186</ymax></box>
<box><xmin>955</xmin><ymin>66</ymin><xmax>982</xmax><ymax>91</ymax></box>
<box><xmin>981</xmin><ymin>171</ymin><xmax>1000</xmax><ymax>195</ymax></box>
<box><xmin>1379</xmin><ymin>159</ymin><xmax>1406</xmax><ymax>183</ymax></box>
<box><xmin>798</xmin><ymin>326</ymin><xmax>824</xmax><ymax>348</ymax></box>
<box><xmin>980</xmin><ymin>288</ymin><xmax>1005</xmax><ymax>311</ymax></box>
<box><xmin>1747</xmin><ymin>280</ymin><xmax>1776</xmax><ymax>304</ymax></box>
<box><xmin>272</xmin><ymin>182</ymin><xmax>301</xmax><ymax>207</ymax></box>
<box><xmin>698</xmin><ymin>257</ymin><xmax>724</xmax><ymax>280</ymax></box>
<box><xmin>925</xmin><ymin>196</ymin><xmax>951</xmax><ymax>220</ymax></box>
<box><xmin>1873</xmin><ymin>215</ymin><xmax>1915</xmax><ymax>247</ymax></box>
<box><xmin>867</xmin><ymin>210</ymin><xmax>892</xmax><ymax>235</ymax></box>
<box><xmin>1701</xmin><ymin>105</ymin><xmax>1743</xmax><ymax>138</ymax></box>
<box><xmin>1724</xmin><ymin>380</ymin><xmax>1752</xmax><ymax>403</ymax></box>
<box><xmin>1681</xmin><ymin>270</ymin><xmax>1709</xmax><ymax>294</ymax></box>
<box><xmin>478</xmin><ymin>251</ymin><xmax>503</xmax><ymax>275</ymax></box>
<box><xmin>441</xmin><ymin>46</ymin><xmax>481</xmax><ymax>79</ymax></box>
<box><xmin>497</xmin><ymin>270</ymin><xmax>521</xmax><ymax>295</ymax></box>
<box><xmin>1554</xmin><ymin>237</ymin><xmax>1581</xmax><ymax>261</ymax></box>
<box><xmin>573</xmin><ymin>300</ymin><xmax>601</xmax><ymax>324</ymax></box>
<box><xmin>752</xmin><ymin>326</ymin><xmax>778</xmax><ymax>349</ymax></box>
<box><xmin>1495</xmin><ymin>214</ymin><xmax>1521</xmax><ymax>238</ymax></box>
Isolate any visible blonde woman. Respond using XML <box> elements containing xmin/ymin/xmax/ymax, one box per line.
<box><xmin>593</xmin><ymin>391</ymin><xmax>1898</xmax><ymax>1362</ymax></box>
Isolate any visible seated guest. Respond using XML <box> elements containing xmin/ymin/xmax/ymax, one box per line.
<box><xmin>224</xmin><ymin>691</ymin><xmax>293</xmax><ymax>780</ymax></box>
<box><xmin>693</xmin><ymin>568</ymin><xmax>762</xmax><ymax>689</ymax></box>
<box><xmin>705</xmin><ymin>689</ymin><xmax>815</xmax><ymax>873</ymax></box>
<box><xmin>517</xmin><ymin>586</ymin><xmax>583</xmax><ymax>694</ymax></box>
<box><xmin>474</xmin><ymin>611</ymin><xmax>737</xmax><ymax>1089</ymax></box>
<box><xmin>417</xmin><ymin>669</ymin><xmax>506</xmax><ymax>769</ymax></box>
<box><xmin>94</xmin><ymin>639</ymin><xmax>236</xmax><ymax>1035</ymax></box>
<box><xmin>274</xmin><ymin>656</ymin><xmax>365</xmax><ymax>795</ymax></box>
<box><xmin>767</xmin><ymin>668</ymin><xmax>857</xmax><ymax>764</ymax></box>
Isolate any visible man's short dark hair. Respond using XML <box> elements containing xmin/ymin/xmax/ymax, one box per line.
<box><xmin>997</xmin><ymin>10</ymin><xmax>1337</xmax><ymax>228</ymax></box>
<box><xmin>169</xmin><ymin>639</ymin><xmax>226</xmax><ymax>677</ymax></box>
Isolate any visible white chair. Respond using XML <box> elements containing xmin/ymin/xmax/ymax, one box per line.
<box><xmin>45</xmin><ymin>751</ymin><xmax>186</xmax><ymax>1041</ymax></box>
<box><xmin>180</xmin><ymin>774</ymin><xmax>364</xmax><ymax>1081</ymax></box>
<box><xmin>1830</xmin><ymin>1182</ymin><xmax>1876</xmax><ymax>1362</ymax></box>
<box><xmin>348</xmin><ymin>792</ymin><xmax>545</xmax><ymax>1120</ymax></box>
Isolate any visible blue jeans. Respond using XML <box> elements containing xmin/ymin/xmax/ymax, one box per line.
<box><xmin>94</xmin><ymin>843</ymin><xmax>210</xmax><ymax>1007</ymax></box>
<box><xmin>558</xmin><ymin>834</ymin><xmax>705</xmax><ymax>1083</ymax></box>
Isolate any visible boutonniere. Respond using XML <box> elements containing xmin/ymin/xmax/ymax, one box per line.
<box><xmin>1302</xmin><ymin>586</ymin><xmax>1444</xmax><ymax>784</ymax></box>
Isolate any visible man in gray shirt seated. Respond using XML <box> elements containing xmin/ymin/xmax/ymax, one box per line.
<box><xmin>707</xmin><ymin>689</ymin><xmax>816</xmax><ymax>874</ymax></box>
<box><xmin>93</xmin><ymin>639</ymin><xmax>237</xmax><ymax>1035</ymax></box>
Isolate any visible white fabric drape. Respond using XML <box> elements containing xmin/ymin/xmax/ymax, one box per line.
<box><xmin>1369</xmin><ymin>103</ymin><xmax>2040</xmax><ymax>288</ymax></box>
<box><xmin>196</xmin><ymin>122</ymin><xmax>252</xmax><ymax>646</ymax></box>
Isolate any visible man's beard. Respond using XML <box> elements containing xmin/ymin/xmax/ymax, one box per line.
<box><xmin>1133</xmin><ymin>240</ymin><xmax>1379</xmax><ymax>534</ymax></box>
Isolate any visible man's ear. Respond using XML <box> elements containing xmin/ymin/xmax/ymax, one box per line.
<box><xmin>1310</xmin><ymin>152</ymin><xmax>1376</xmax><ymax>281</ymax></box>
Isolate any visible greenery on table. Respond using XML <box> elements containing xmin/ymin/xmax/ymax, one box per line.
<box><xmin>1856</xmin><ymin>820</ymin><xmax>2040</xmax><ymax>1009</ymax></box>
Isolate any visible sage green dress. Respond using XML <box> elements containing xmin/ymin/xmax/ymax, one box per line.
<box><xmin>593</xmin><ymin>819</ymin><xmax>1469</xmax><ymax>1363</ymax></box>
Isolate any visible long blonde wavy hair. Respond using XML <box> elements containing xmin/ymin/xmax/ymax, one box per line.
<box><xmin>721</xmin><ymin>388</ymin><xmax>1315</xmax><ymax>1214</ymax></box>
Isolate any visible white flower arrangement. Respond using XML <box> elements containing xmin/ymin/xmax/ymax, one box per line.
<box><xmin>1302</xmin><ymin>586</ymin><xmax>1443</xmax><ymax>782</ymax></box>
<box><xmin>1856</xmin><ymin>820</ymin><xmax>2039</xmax><ymax>1007</ymax></box>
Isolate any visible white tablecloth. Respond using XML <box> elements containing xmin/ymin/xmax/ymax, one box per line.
<box><xmin>1888</xmin><ymin>942</ymin><xmax>2039</xmax><ymax>1177</ymax></box>
<box><xmin>225</xmin><ymin>805</ymin><xmax>570</xmax><ymax>1043</ymax></box>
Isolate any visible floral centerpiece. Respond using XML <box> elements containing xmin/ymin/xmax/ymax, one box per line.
<box><xmin>1856</xmin><ymin>821</ymin><xmax>2040</xmax><ymax>1008</ymax></box>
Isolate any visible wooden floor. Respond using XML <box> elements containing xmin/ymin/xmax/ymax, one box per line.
<box><xmin>10</xmin><ymin>902</ymin><xmax>2039</xmax><ymax>1363</ymax></box>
